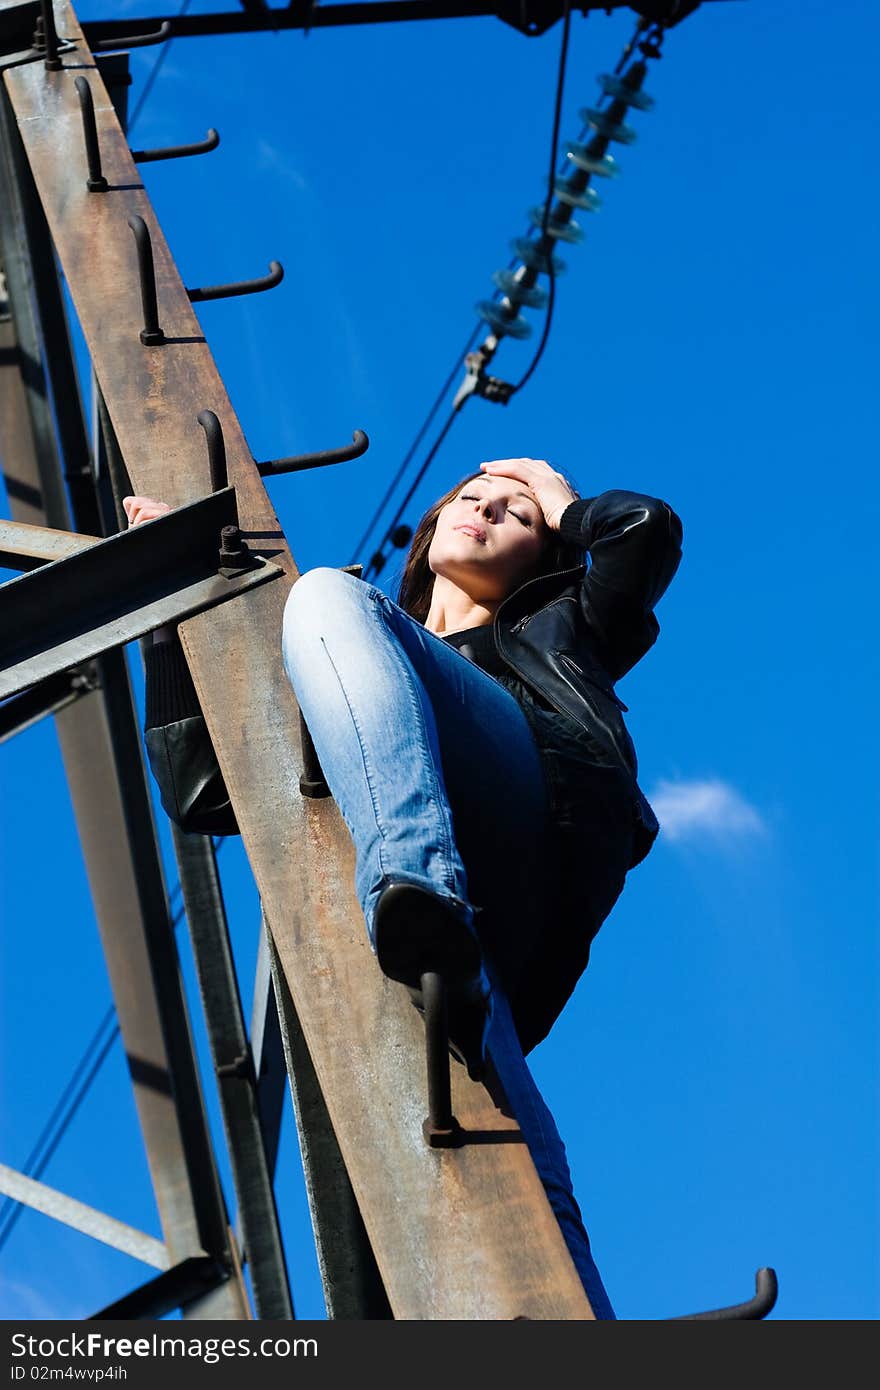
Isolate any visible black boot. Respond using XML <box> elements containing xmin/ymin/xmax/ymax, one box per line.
<box><xmin>372</xmin><ymin>881</ymin><xmax>492</xmax><ymax>1081</ymax></box>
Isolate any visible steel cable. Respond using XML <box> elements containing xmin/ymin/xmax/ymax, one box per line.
<box><xmin>360</xmin><ymin>4</ymin><xmax>578</xmax><ymax>579</ymax></box>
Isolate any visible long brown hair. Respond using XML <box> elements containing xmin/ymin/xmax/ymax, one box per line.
<box><xmin>396</xmin><ymin>470</ymin><xmax>586</xmax><ymax>623</ymax></box>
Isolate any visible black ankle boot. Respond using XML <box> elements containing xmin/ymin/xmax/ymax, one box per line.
<box><xmin>372</xmin><ymin>881</ymin><xmax>492</xmax><ymax>1080</ymax></box>
<box><xmin>371</xmin><ymin>881</ymin><xmax>481</xmax><ymax>987</ymax></box>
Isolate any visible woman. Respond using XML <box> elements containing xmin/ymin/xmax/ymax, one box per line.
<box><xmin>125</xmin><ymin>457</ymin><xmax>682</xmax><ymax>1318</ymax></box>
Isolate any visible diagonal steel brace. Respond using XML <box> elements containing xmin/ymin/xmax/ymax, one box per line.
<box><xmin>0</xmin><ymin>486</ymin><xmax>282</xmax><ymax>699</ymax></box>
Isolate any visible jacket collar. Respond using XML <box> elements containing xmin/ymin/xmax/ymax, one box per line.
<box><xmin>494</xmin><ymin>562</ymin><xmax>588</xmax><ymax>630</ymax></box>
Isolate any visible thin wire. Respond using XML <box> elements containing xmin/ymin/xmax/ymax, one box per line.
<box><xmin>512</xmin><ymin>0</ymin><xmax>573</xmax><ymax>395</ymax></box>
<box><xmin>512</xmin><ymin>11</ymin><xmax>647</xmax><ymax>396</ymax></box>
<box><xmin>363</xmin><ymin>406</ymin><xmax>459</xmax><ymax>581</ymax></box>
<box><xmin>0</xmin><ymin>1006</ymin><xmax>119</xmax><ymax>1243</ymax></box>
<box><xmin>360</xmin><ymin>8</ymin><xmax>576</xmax><ymax>578</ymax></box>
<box><xmin>614</xmin><ymin>14</ymin><xmax>649</xmax><ymax>75</ymax></box>
<box><xmin>0</xmin><ymin>1021</ymin><xmax>119</xmax><ymax>1251</ymax></box>
<box><xmin>127</xmin><ymin>0</ymin><xmax>193</xmax><ymax>139</ymax></box>
<box><xmin>0</xmin><ymin>837</ymin><xmax>225</xmax><ymax>1251</ymax></box>
<box><xmin>347</xmin><ymin>321</ymin><xmax>484</xmax><ymax>567</ymax></box>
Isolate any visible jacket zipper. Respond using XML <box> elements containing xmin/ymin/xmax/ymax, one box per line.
<box><xmin>557</xmin><ymin>652</ymin><xmax>629</xmax><ymax>711</ymax></box>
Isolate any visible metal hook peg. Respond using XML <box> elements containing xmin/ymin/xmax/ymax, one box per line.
<box><xmin>131</xmin><ymin>129</ymin><xmax>220</xmax><ymax>166</ymax></box>
<box><xmin>92</xmin><ymin>21</ymin><xmax>172</xmax><ymax>51</ymax></box>
<box><xmin>670</xmin><ymin>1267</ymin><xmax>778</xmax><ymax>1320</ymax></box>
<box><xmin>127</xmin><ymin>216</ymin><xmax>164</xmax><ymax>346</ymax></box>
<box><xmin>186</xmin><ymin>261</ymin><xmax>284</xmax><ymax>304</ymax></box>
<box><xmin>35</xmin><ymin>1</ymin><xmax>62</xmax><ymax>71</ymax></box>
<box><xmin>74</xmin><ymin>78</ymin><xmax>107</xmax><ymax>192</ymax></box>
<box><xmin>197</xmin><ymin>410</ymin><xmax>228</xmax><ymax>493</ymax></box>
<box><xmin>257</xmin><ymin>428</ymin><xmax>369</xmax><ymax>478</ymax></box>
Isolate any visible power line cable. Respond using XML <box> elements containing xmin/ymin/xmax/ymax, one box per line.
<box><xmin>0</xmin><ymin>1016</ymin><xmax>119</xmax><ymax>1251</ymax></box>
<box><xmin>361</xmin><ymin>4</ymin><xmax>577</xmax><ymax>580</ymax></box>
<box><xmin>366</xmin><ymin>405</ymin><xmax>460</xmax><ymax>583</ymax></box>
<box><xmin>512</xmin><ymin>0</ymin><xmax>573</xmax><ymax>396</ymax></box>
<box><xmin>346</xmin><ymin>321</ymin><xmax>484</xmax><ymax>568</ymax></box>
<box><xmin>127</xmin><ymin>0</ymin><xmax>193</xmax><ymax>139</ymax></box>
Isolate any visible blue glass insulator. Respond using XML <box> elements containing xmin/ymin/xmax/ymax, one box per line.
<box><xmin>579</xmin><ymin>108</ymin><xmax>637</xmax><ymax>144</ymax></box>
<box><xmin>528</xmin><ymin>207</ymin><xmax>584</xmax><ymax>244</ymax></box>
<box><xmin>476</xmin><ymin>299</ymin><xmax>532</xmax><ymax>339</ymax></box>
<box><xmin>598</xmin><ymin>73</ymin><xmax>655</xmax><ymax>110</ymax></box>
<box><xmin>566</xmin><ymin>145</ymin><xmax>619</xmax><ymax>177</ymax></box>
<box><xmin>511</xmin><ymin>237</ymin><xmax>567</xmax><ymax>275</ymax></box>
<box><xmin>553</xmin><ymin>179</ymin><xmax>601</xmax><ymax>211</ymax></box>
<box><xmin>491</xmin><ymin>269</ymin><xmax>548</xmax><ymax>309</ymax></box>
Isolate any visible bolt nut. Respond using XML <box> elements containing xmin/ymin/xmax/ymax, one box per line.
<box><xmin>219</xmin><ymin>524</ymin><xmax>249</xmax><ymax>566</ymax></box>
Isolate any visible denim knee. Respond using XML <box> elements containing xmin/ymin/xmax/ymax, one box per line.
<box><xmin>282</xmin><ymin>566</ymin><xmax>369</xmax><ymax>655</ymax></box>
<box><xmin>284</xmin><ymin>564</ymin><xmax>353</xmax><ymax>623</ymax></box>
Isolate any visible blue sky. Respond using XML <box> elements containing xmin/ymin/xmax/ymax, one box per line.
<box><xmin>1</xmin><ymin>0</ymin><xmax>877</xmax><ymax>1321</ymax></box>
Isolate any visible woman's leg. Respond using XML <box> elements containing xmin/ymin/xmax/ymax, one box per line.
<box><xmin>281</xmin><ymin>567</ymin><xmax>549</xmax><ymax>983</ymax></box>
<box><xmin>485</xmin><ymin>982</ymin><xmax>616</xmax><ymax>1319</ymax></box>
<box><xmin>281</xmin><ymin>567</ymin><xmax>613</xmax><ymax>1311</ymax></box>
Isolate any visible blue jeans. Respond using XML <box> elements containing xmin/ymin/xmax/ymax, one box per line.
<box><xmin>281</xmin><ymin>566</ymin><xmax>615</xmax><ymax>1318</ymax></box>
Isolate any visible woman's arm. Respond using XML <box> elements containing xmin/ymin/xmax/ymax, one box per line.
<box><xmin>557</xmin><ymin>490</ymin><xmax>683</xmax><ymax>680</ymax></box>
<box><xmin>476</xmin><ymin>461</ymin><xmax>683</xmax><ymax>679</ymax></box>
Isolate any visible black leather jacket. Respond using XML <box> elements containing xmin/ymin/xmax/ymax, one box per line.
<box><xmin>144</xmin><ymin>488</ymin><xmax>681</xmax><ymax>1052</ymax></box>
<box><xmin>496</xmin><ymin>488</ymin><xmax>683</xmax><ymax>867</ymax></box>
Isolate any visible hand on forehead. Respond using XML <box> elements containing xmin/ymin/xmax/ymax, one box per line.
<box><xmin>480</xmin><ymin>457</ymin><xmax>552</xmax><ymax>487</ymax></box>
<box><xmin>478</xmin><ymin>457</ymin><xmax>578</xmax><ymax>533</ymax></box>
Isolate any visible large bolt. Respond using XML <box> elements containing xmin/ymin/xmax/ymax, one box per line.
<box><xmin>219</xmin><ymin>524</ymin><xmax>249</xmax><ymax>568</ymax></box>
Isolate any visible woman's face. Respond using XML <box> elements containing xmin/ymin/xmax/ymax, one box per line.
<box><xmin>427</xmin><ymin>472</ymin><xmax>548</xmax><ymax>601</ymax></box>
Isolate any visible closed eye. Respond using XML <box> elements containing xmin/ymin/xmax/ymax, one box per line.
<box><xmin>460</xmin><ymin>493</ymin><xmax>532</xmax><ymax>526</ymax></box>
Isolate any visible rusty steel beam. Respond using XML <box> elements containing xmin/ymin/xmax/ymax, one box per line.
<box><xmin>0</xmin><ymin>515</ymin><xmax>99</xmax><ymax>569</ymax></box>
<box><xmin>50</xmin><ymin>652</ymin><xmax>252</xmax><ymax>1322</ymax></box>
<box><xmin>0</xmin><ymin>83</ymin><xmax>100</xmax><ymax>535</ymax></box>
<box><xmin>0</xmin><ymin>488</ymin><xmax>282</xmax><ymax>700</ymax></box>
<box><xmin>4</xmin><ymin>1</ymin><xmax>595</xmax><ymax>1317</ymax></box>
<box><xmin>0</xmin><ymin>665</ymin><xmax>95</xmax><ymax>742</ymax></box>
<box><xmin>0</xmin><ymin>196</ymin><xmax>68</xmax><ymax>530</ymax></box>
<box><xmin>0</xmin><ymin>73</ymin><xmax>248</xmax><ymax>1319</ymax></box>
<box><xmin>90</xmin><ymin>350</ymin><xmax>292</xmax><ymax>1318</ymax></box>
<box><xmin>265</xmin><ymin>921</ymin><xmax>392</xmax><ymax>1320</ymax></box>
<box><xmin>78</xmin><ymin>2</ymin><xmax>722</xmax><ymax>46</ymax></box>
<box><xmin>79</xmin><ymin>2</ymin><xmax>623</xmax><ymax>44</ymax></box>
<box><xmin>171</xmin><ymin>828</ymin><xmax>294</xmax><ymax>1320</ymax></box>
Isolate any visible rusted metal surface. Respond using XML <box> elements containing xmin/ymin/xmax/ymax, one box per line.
<box><xmin>0</xmin><ymin>489</ymin><xmax>282</xmax><ymax>700</ymax></box>
<box><xmin>0</xmin><ymin>516</ymin><xmax>99</xmax><ymax>568</ymax></box>
<box><xmin>4</xmin><ymin>3</ymin><xmax>594</xmax><ymax>1318</ymax></box>
<box><xmin>0</xmin><ymin>95</ymin><xmax>248</xmax><ymax>1318</ymax></box>
<box><xmin>0</xmin><ymin>294</ymin><xmax>56</xmax><ymax>528</ymax></box>
<box><xmin>52</xmin><ymin>655</ymin><xmax>251</xmax><ymax>1322</ymax></box>
<box><xmin>0</xmin><ymin>81</ymin><xmax>98</xmax><ymax>533</ymax></box>
<box><xmin>266</xmin><ymin>922</ymin><xmax>392</xmax><ymax>1320</ymax></box>
<box><xmin>171</xmin><ymin>827</ymin><xmax>294</xmax><ymax>1320</ymax></box>
<box><xmin>0</xmin><ymin>665</ymin><xmax>94</xmax><ymax>742</ymax></box>
<box><xmin>78</xmin><ymin>2</ymin><xmax>651</xmax><ymax>47</ymax></box>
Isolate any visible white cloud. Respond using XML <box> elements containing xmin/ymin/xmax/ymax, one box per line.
<box><xmin>649</xmin><ymin>777</ymin><xmax>765</xmax><ymax>844</ymax></box>
<box><xmin>255</xmin><ymin>139</ymin><xmax>308</xmax><ymax>191</ymax></box>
